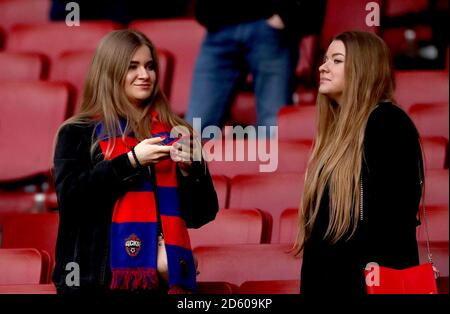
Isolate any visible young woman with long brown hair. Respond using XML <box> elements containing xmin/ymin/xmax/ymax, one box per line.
<box><xmin>52</xmin><ymin>29</ymin><xmax>218</xmax><ymax>294</ymax></box>
<box><xmin>297</xmin><ymin>31</ymin><xmax>424</xmax><ymax>294</ymax></box>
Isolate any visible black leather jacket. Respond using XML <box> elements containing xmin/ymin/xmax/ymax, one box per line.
<box><xmin>52</xmin><ymin>123</ymin><xmax>218</xmax><ymax>293</ymax></box>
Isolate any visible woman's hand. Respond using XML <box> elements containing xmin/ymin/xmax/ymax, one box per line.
<box><xmin>170</xmin><ymin>135</ymin><xmax>202</xmax><ymax>176</ymax></box>
<box><xmin>266</xmin><ymin>14</ymin><xmax>285</xmax><ymax>30</ymax></box>
<box><xmin>128</xmin><ymin>137</ymin><xmax>171</xmax><ymax>168</ymax></box>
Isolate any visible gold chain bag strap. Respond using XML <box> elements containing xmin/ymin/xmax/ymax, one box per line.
<box><xmin>417</xmin><ymin>152</ymin><xmax>440</xmax><ymax>279</ymax></box>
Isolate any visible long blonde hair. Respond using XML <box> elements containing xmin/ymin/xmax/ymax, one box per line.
<box><xmin>57</xmin><ymin>29</ymin><xmax>191</xmax><ymax>159</ymax></box>
<box><xmin>295</xmin><ymin>31</ymin><xmax>396</xmax><ymax>253</ymax></box>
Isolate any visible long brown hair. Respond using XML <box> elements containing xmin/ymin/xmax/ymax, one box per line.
<box><xmin>295</xmin><ymin>31</ymin><xmax>396</xmax><ymax>253</ymax></box>
<box><xmin>56</xmin><ymin>29</ymin><xmax>191</xmax><ymax>159</ymax></box>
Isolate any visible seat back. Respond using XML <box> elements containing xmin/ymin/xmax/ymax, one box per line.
<box><xmin>296</xmin><ymin>35</ymin><xmax>320</xmax><ymax>85</ymax></box>
<box><xmin>278</xmin><ymin>105</ymin><xmax>317</xmax><ymax>141</ymax></box>
<box><xmin>422</xmin><ymin>137</ymin><xmax>448</xmax><ymax>170</ymax></box>
<box><xmin>0</xmin><ymin>191</ymin><xmax>37</xmax><ymax>214</ymax></box>
<box><xmin>0</xmin><ymin>0</ymin><xmax>50</xmax><ymax>31</ymax></box>
<box><xmin>0</xmin><ymin>248</ymin><xmax>44</xmax><ymax>285</ymax></box>
<box><xmin>211</xmin><ymin>175</ymin><xmax>229</xmax><ymax>209</ymax></box>
<box><xmin>49</xmin><ymin>50</ymin><xmax>93</xmax><ymax>114</ymax></box>
<box><xmin>239</xmin><ymin>279</ymin><xmax>300</xmax><ymax>294</ymax></box>
<box><xmin>424</xmin><ymin>169</ymin><xmax>449</xmax><ymax>207</ymax></box>
<box><xmin>409</xmin><ymin>103</ymin><xmax>449</xmax><ymax>140</ymax></box>
<box><xmin>320</xmin><ymin>0</ymin><xmax>380</xmax><ymax>50</ymax></box>
<box><xmin>395</xmin><ymin>70</ymin><xmax>449</xmax><ymax>112</ymax></box>
<box><xmin>0</xmin><ymin>52</ymin><xmax>47</xmax><ymax>80</ymax></box>
<box><xmin>196</xmin><ymin>281</ymin><xmax>237</xmax><ymax>294</ymax></box>
<box><xmin>194</xmin><ymin>244</ymin><xmax>301</xmax><ymax>286</ymax></box>
<box><xmin>189</xmin><ymin>209</ymin><xmax>265</xmax><ymax>248</ymax></box>
<box><xmin>385</xmin><ymin>0</ymin><xmax>429</xmax><ymax>17</ymax></box>
<box><xmin>207</xmin><ymin>139</ymin><xmax>311</xmax><ymax>178</ymax></box>
<box><xmin>7</xmin><ymin>21</ymin><xmax>120</xmax><ymax>65</ymax></box>
<box><xmin>0</xmin><ymin>283</ymin><xmax>57</xmax><ymax>294</ymax></box>
<box><xmin>229</xmin><ymin>173</ymin><xmax>304</xmax><ymax>243</ymax></box>
<box><xmin>0</xmin><ymin>212</ymin><xmax>59</xmax><ymax>261</ymax></box>
<box><xmin>0</xmin><ymin>81</ymin><xmax>69</xmax><ymax>182</ymax></box>
<box><xmin>279</xmin><ymin>208</ymin><xmax>299</xmax><ymax>245</ymax></box>
<box><xmin>417</xmin><ymin>205</ymin><xmax>449</xmax><ymax>243</ymax></box>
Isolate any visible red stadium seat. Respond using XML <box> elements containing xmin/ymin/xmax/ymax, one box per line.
<box><xmin>155</xmin><ymin>48</ymin><xmax>175</xmax><ymax>101</ymax></box>
<box><xmin>385</xmin><ymin>0</ymin><xmax>429</xmax><ymax>17</ymax></box>
<box><xmin>0</xmin><ymin>212</ymin><xmax>59</xmax><ymax>262</ymax></box>
<box><xmin>229</xmin><ymin>91</ymin><xmax>257</xmax><ymax>126</ymax></box>
<box><xmin>130</xmin><ymin>19</ymin><xmax>205</xmax><ymax>116</ymax></box>
<box><xmin>421</xmin><ymin>137</ymin><xmax>448</xmax><ymax>170</ymax></box>
<box><xmin>39</xmin><ymin>249</ymin><xmax>53</xmax><ymax>284</ymax></box>
<box><xmin>194</xmin><ymin>244</ymin><xmax>301</xmax><ymax>286</ymax></box>
<box><xmin>278</xmin><ymin>105</ymin><xmax>317</xmax><ymax>141</ymax></box>
<box><xmin>49</xmin><ymin>50</ymin><xmax>93</xmax><ymax>114</ymax></box>
<box><xmin>279</xmin><ymin>206</ymin><xmax>449</xmax><ymax>247</ymax></box>
<box><xmin>294</xmin><ymin>86</ymin><xmax>317</xmax><ymax>105</ymax></box>
<box><xmin>394</xmin><ymin>70</ymin><xmax>449</xmax><ymax>112</ymax></box>
<box><xmin>296</xmin><ymin>35</ymin><xmax>320</xmax><ymax>86</ymax></box>
<box><xmin>382</xmin><ymin>0</ymin><xmax>432</xmax><ymax>55</ymax></box>
<box><xmin>0</xmin><ymin>52</ymin><xmax>48</xmax><ymax>80</ymax></box>
<box><xmin>229</xmin><ymin>173</ymin><xmax>305</xmax><ymax>243</ymax></box>
<box><xmin>0</xmin><ymin>0</ymin><xmax>50</xmax><ymax>31</ymax></box>
<box><xmin>417</xmin><ymin>205</ymin><xmax>449</xmax><ymax>243</ymax></box>
<box><xmin>0</xmin><ymin>248</ymin><xmax>45</xmax><ymax>285</ymax></box>
<box><xmin>211</xmin><ymin>175</ymin><xmax>229</xmax><ymax>209</ymax></box>
<box><xmin>409</xmin><ymin>103</ymin><xmax>449</xmax><ymax>140</ymax></box>
<box><xmin>383</xmin><ymin>26</ymin><xmax>433</xmax><ymax>56</ymax></box>
<box><xmin>188</xmin><ymin>209</ymin><xmax>265</xmax><ymax>248</ymax></box>
<box><xmin>6</xmin><ymin>21</ymin><xmax>120</xmax><ymax>66</ymax></box>
<box><xmin>207</xmin><ymin>139</ymin><xmax>312</xmax><ymax>178</ymax></box>
<box><xmin>279</xmin><ymin>208</ymin><xmax>299</xmax><ymax>245</ymax></box>
<box><xmin>0</xmin><ymin>191</ymin><xmax>39</xmax><ymax>214</ymax></box>
<box><xmin>424</xmin><ymin>169</ymin><xmax>449</xmax><ymax>207</ymax></box>
<box><xmin>320</xmin><ymin>0</ymin><xmax>380</xmax><ymax>50</ymax></box>
<box><xmin>239</xmin><ymin>280</ymin><xmax>300</xmax><ymax>294</ymax></box>
<box><xmin>196</xmin><ymin>281</ymin><xmax>237</xmax><ymax>294</ymax></box>
<box><xmin>44</xmin><ymin>191</ymin><xmax>58</xmax><ymax>210</ymax></box>
<box><xmin>0</xmin><ymin>81</ymin><xmax>70</xmax><ymax>182</ymax></box>
<box><xmin>0</xmin><ymin>283</ymin><xmax>56</xmax><ymax>294</ymax></box>
<box><xmin>0</xmin><ymin>212</ymin><xmax>58</xmax><ymax>283</ymax></box>
<box><xmin>50</xmin><ymin>48</ymin><xmax>174</xmax><ymax>115</ymax></box>
<box><xmin>0</xmin><ymin>26</ymin><xmax>5</xmax><ymax>49</ymax></box>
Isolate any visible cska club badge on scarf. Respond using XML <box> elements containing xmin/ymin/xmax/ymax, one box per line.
<box><xmin>125</xmin><ymin>234</ymin><xmax>142</xmax><ymax>257</ymax></box>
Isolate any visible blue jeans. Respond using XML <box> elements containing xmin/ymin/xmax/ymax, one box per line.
<box><xmin>185</xmin><ymin>19</ymin><xmax>299</xmax><ymax>138</ymax></box>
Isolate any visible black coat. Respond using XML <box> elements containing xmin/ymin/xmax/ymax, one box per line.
<box><xmin>195</xmin><ymin>0</ymin><xmax>326</xmax><ymax>38</ymax></box>
<box><xmin>51</xmin><ymin>122</ymin><xmax>219</xmax><ymax>293</ymax></box>
<box><xmin>300</xmin><ymin>102</ymin><xmax>422</xmax><ymax>295</ymax></box>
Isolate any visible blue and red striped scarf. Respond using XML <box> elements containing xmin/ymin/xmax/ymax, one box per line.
<box><xmin>95</xmin><ymin>112</ymin><xmax>196</xmax><ymax>293</ymax></box>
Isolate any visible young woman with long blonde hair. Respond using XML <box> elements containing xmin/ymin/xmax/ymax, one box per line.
<box><xmin>297</xmin><ymin>31</ymin><xmax>424</xmax><ymax>294</ymax></box>
<box><xmin>52</xmin><ymin>29</ymin><xmax>218</xmax><ymax>294</ymax></box>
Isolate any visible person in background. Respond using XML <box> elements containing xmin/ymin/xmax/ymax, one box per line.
<box><xmin>185</xmin><ymin>0</ymin><xmax>326</xmax><ymax>138</ymax></box>
<box><xmin>50</xmin><ymin>0</ymin><xmax>192</xmax><ymax>25</ymax></box>
<box><xmin>296</xmin><ymin>31</ymin><xmax>424</xmax><ymax>294</ymax></box>
<box><xmin>52</xmin><ymin>29</ymin><xmax>218</xmax><ymax>294</ymax></box>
